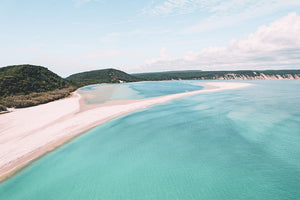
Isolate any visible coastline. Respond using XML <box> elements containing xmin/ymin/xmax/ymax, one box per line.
<box><xmin>0</xmin><ymin>82</ymin><xmax>251</xmax><ymax>182</ymax></box>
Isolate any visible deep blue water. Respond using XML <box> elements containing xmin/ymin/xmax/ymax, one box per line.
<box><xmin>0</xmin><ymin>80</ymin><xmax>299</xmax><ymax>200</ymax></box>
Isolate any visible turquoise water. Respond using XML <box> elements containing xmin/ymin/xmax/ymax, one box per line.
<box><xmin>78</xmin><ymin>84</ymin><xmax>143</xmax><ymax>104</ymax></box>
<box><xmin>79</xmin><ymin>81</ymin><xmax>204</xmax><ymax>104</ymax></box>
<box><xmin>127</xmin><ymin>80</ymin><xmax>204</xmax><ymax>98</ymax></box>
<box><xmin>1</xmin><ymin>80</ymin><xmax>300</xmax><ymax>200</ymax></box>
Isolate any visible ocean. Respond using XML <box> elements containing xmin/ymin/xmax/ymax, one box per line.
<box><xmin>1</xmin><ymin>80</ymin><xmax>300</xmax><ymax>200</ymax></box>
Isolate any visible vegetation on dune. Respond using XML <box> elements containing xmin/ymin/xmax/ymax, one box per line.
<box><xmin>0</xmin><ymin>104</ymin><xmax>7</xmax><ymax>112</ymax></box>
<box><xmin>66</xmin><ymin>68</ymin><xmax>141</xmax><ymax>86</ymax></box>
<box><xmin>0</xmin><ymin>86</ymin><xmax>77</xmax><ymax>108</ymax></box>
<box><xmin>0</xmin><ymin>65</ymin><xmax>76</xmax><ymax>109</ymax></box>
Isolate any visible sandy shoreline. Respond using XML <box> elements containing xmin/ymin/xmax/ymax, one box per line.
<box><xmin>0</xmin><ymin>82</ymin><xmax>251</xmax><ymax>182</ymax></box>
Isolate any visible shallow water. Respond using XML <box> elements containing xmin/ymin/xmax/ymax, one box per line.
<box><xmin>78</xmin><ymin>80</ymin><xmax>204</xmax><ymax>104</ymax></box>
<box><xmin>1</xmin><ymin>80</ymin><xmax>300</xmax><ymax>200</ymax></box>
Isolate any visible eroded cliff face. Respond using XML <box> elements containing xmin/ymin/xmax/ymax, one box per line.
<box><xmin>214</xmin><ymin>72</ymin><xmax>300</xmax><ymax>80</ymax></box>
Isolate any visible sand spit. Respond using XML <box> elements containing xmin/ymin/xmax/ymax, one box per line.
<box><xmin>0</xmin><ymin>82</ymin><xmax>251</xmax><ymax>181</ymax></box>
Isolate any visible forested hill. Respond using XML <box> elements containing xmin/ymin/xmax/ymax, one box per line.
<box><xmin>133</xmin><ymin>70</ymin><xmax>300</xmax><ymax>81</ymax></box>
<box><xmin>66</xmin><ymin>68</ymin><xmax>141</xmax><ymax>85</ymax></box>
<box><xmin>0</xmin><ymin>65</ymin><xmax>76</xmax><ymax>110</ymax></box>
<box><xmin>0</xmin><ymin>65</ymin><xmax>72</xmax><ymax>97</ymax></box>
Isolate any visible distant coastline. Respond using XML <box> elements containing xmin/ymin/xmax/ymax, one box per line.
<box><xmin>133</xmin><ymin>70</ymin><xmax>300</xmax><ymax>81</ymax></box>
<box><xmin>1</xmin><ymin>65</ymin><xmax>299</xmax><ymax>112</ymax></box>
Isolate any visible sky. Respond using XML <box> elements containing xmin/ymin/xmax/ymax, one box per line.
<box><xmin>0</xmin><ymin>0</ymin><xmax>300</xmax><ymax>77</ymax></box>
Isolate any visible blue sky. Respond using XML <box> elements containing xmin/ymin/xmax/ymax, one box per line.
<box><xmin>1</xmin><ymin>0</ymin><xmax>300</xmax><ymax>76</ymax></box>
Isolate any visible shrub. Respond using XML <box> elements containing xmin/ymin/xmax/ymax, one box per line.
<box><xmin>0</xmin><ymin>86</ymin><xmax>77</xmax><ymax>108</ymax></box>
<box><xmin>0</xmin><ymin>104</ymin><xmax>7</xmax><ymax>112</ymax></box>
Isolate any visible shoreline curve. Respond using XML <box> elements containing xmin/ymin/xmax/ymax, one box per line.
<box><xmin>0</xmin><ymin>82</ymin><xmax>252</xmax><ymax>182</ymax></box>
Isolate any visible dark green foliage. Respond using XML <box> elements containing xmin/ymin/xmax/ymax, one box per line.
<box><xmin>0</xmin><ymin>65</ymin><xmax>72</xmax><ymax>98</ymax></box>
<box><xmin>66</xmin><ymin>68</ymin><xmax>141</xmax><ymax>86</ymax></box>
<box><xmin>133</xmin><ymin>70</ymin><xmax>300</xmax><ymax>81</ymax></box>
<box><xmin>0</xmin><ymin>65</ymin><xmax>77</xmax><ymax>108</ymax></box>
<box><xmin>0</xmin><ymin>104</ymin><xmax>7</xmax><ymax>112</ymax></box>
<box><xmin>0</xmin><ymin>86</ymin><xmax>77</xmax><ymax>108</ymax></box>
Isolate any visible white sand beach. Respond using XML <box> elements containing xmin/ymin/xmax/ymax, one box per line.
<box><xmin>0</xmin><ymin>82</ymin><xmax>251</xmax><ymax>181</ymax></box>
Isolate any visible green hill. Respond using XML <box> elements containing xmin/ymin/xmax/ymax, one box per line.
<box><xmin>0</xmin><ymin>64</ymin><xmax>72</xmax><ymax>97</ymax></box>
<box><xmin>0</xmin><ymin>65</ymin><xmax>76</xmax><ymax>109</ymax></box>
<box><xmin>66</xmin><ymin>68</ymin><xmax>141</xmax><ymax>85</ymax></box>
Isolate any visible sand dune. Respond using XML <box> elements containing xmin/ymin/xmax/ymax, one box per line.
<box><xmin>0</xmin><ymin>82</ymin><xmax>251</xmax><ymax>181</ymax></box>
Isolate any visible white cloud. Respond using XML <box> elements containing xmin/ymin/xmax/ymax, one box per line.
<box><xmin>73</xmin><ymin>0</ymin><xmax>104</xmax><ymax>7</ymax></box>
<box><xmin>99</xmin><ymin>29</ymin><xmax>171</xmax><ymax>44</ymax></box>
<box><xmin>140</xmin><ymin>13</ymin><xmax>300</xmax><ymax>72</ymax></box>
<box><xmin>83</xmin><ymin>50</ymin><xmax>124</xmax><ymax>59</ymax></box>
<box><xmin>144</xmin><ymin>0</ymin><xmax>300</xmax><ymax>16</ymax></box>
<box><xmin>99</xmin><ymin>32</ymin><xmax>121</xmax><ymax>43</ymax></box>
<box><xmin>143</xmin><ymin>0</ymin><xmax>300</xmax><ymax>32</ymax></box>
<box><xmin>160</xmin><ymin>47</ymin><xmax>168</xmax><ymax>58</ymax></box>
<box><xmin>142</xmin><ymin>0</ymin><xmax>205</xmax><ymax>15</ymax></box>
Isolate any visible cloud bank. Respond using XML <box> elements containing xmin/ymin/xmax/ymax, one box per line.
<box><xmin>143</xmin><ymin>0</ymin><xmax>300</xmax><ymax>33</ymax></box>
<box><xmin>141</xmin><ymin>13</ymin><xmax>300</xmax><ymax>72</ymax></box>
<box><xmin>143</xmin><ymin>0</ymin><xmax>300</xmax><ymax>17</ymax></box>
